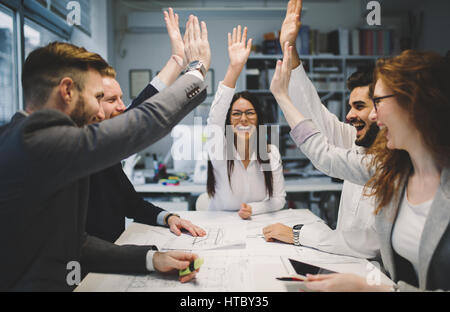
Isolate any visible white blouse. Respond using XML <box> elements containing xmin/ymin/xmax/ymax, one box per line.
<box><xmin>206</xmin><ymin>82</ymin><xmax>286</xmax><ymax>214</ymax></box>
<box><xmin>392</xmin><ymin>190</ymin><xmax>434</xmax><ymax>276</ymax></box>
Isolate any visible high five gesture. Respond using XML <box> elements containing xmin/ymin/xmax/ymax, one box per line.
<box><xmin>279</xmin><ymin>0</ymin><xmax>303</xmax><ymax>69</ymax></box>
<box><xmin>223</xmin><ymin>25</ymin><xmax>253</xmax><ymax>88</ymax></box>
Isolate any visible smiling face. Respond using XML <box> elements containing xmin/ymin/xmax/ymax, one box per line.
<box><xmin>229</xmin><ymin>97</ymin><xmax>258</xmax><ymax>139</ymax></box>
<box><xmin>69</xmin><ymin>69</ymin><xmax>105</xmax><ymax>126</ymax></box>
<box><xmin>369</xmin><ymin>78</ymin><xmax>418</xmax><ymax>151</ymax></box>
<box><xmin>346</xmin><ymin>86</ymin><xmax>379</xmax><ymax>148</ymax></box>
<box><xmin>100</xmin><ymin>77</ymin><xmax>126</xmax><ymax>119</ymax></box>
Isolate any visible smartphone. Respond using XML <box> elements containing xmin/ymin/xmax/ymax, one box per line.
<box><xmin>287</xmin><ymin>258</ymin><xmax>336</xmax><ymax>279</ymax></box>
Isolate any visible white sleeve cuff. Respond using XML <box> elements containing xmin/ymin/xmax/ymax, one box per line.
<box><xmin>150</xmin><ymin>76</ymin><xmax>167</xmax><ymax>92</ymax></box>
<box><xmin>157</xmin><ymin>211</ymin><xmax>170</xmax><ymax>226</ymax></box>
<box><xmin>186</xmin><ymin>70</ymin><xmax>204</xmax><ymax>82</ymax></box>
<box><xmin>146</xmin><ymin>250</ymin><xmax>157</xmax><ymax>272</ymax></box>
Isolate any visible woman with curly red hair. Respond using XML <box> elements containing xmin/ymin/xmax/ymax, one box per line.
<box><xmin>271</xmin><ymin>46</ymin><xmax>450</xmax><ymax>291</ymax></box>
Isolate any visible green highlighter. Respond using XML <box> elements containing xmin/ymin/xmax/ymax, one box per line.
<box><xmin>179</xmin><ymin>258</ymin><xmax>204</xmax><ymax>277</ymax></box>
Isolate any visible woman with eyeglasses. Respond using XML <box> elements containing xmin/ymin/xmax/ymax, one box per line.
<box><xmin>205</xmin><ymin>26</ymin><xmax>286</xmax><ymax>219</ymax></box>
<box><xmin>271</xmin><ymin>45</ymin><xmax>450</xmax><ymax>291</ymax></box>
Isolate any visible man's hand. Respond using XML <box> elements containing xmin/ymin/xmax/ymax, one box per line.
<box><xmin>280</xmin><ymin>0</ymin><xmax>302</xmax><ymax>68</ymax></box>
<box><xmin>238</xmin><ymin>203</ymin><xmax>252</xmax><ymax>219</ymax></box>
<box><xmin>262</xmin><ymin>223</ymin><xmax>294</xmax><ymax>244</ymax></box>
<box><xmin>228</xmin><ymin>25</ymin><xmax>252</xmax><ymax>71</ymax></box>
<box><xmin>153</xmin><ymin>251</ymin><xmax>199</xmax><ymax>283</ymax></box>
<box><xmin>164</xmin><ymin>8</ymin><xmax>186</xmax><ymax>67</ymax></box>
<box><xmin>167</xmin><ymin>216</ymin><xmax>206</xmax><ymax>237</ymax></box>
<box><xmin>184</xmin><ymin>15</ymin><xmax>211</xmax><ymax>73</ymax></box>
<box><xmin>270</xmin><ymin>42</ymin><xmax>293</xmax><ymax>100</ymax></box>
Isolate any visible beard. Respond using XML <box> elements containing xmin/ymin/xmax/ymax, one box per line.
<box><xmin>70</xmin><ymin>96</ymin><xmax>92</xmax><ymax>127</ymax></box>
<box><xmin>355</xmin><ymin>122</ymin><xmax>380</xmax><ymax>148</ymax></box>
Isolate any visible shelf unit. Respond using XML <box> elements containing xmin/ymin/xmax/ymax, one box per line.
<box><xmin>244</xmin><ymin>53</ymin><xmax>380</xmax><ymax>161</ymax></box>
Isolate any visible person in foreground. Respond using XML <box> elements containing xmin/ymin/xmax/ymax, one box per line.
<box><xmin>263</xmin><ymin>0</ymin><xmax>380</xmax><ymax>259</ymax></box>
<box><xmin>206</xmin><ymin>25</ymin><xmax>286</xmax><ymax>219</ymax></box>
<box><xmin>270</xmin><ymin>43</ymin><xmax>450</xmax><ymax>291</ymax></box>
<box><xmin>86</xmin><ymin>8</ymin><xmax>206</xmax><ymax>246</ymax></box>
<box><xmin>0</xmin><ymin>14</ymin><xmax>210</xmax><ymax>291</ymax></box>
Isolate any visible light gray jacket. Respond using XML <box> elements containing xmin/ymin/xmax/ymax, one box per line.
<box><xmin>291</xmin><ymin>119</ymin><xmax>450</xmax><ymax>291</ymax></box>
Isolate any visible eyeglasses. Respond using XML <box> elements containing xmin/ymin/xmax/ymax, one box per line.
<box><xmin>230</xmin><ymin>110</ymin><xmax>257</xmax><ymax>120</ymax></box>
<box><xmin>372</xmin><ymin>94</ymin><xmax>396</xmax><ymax>112</ymax></box>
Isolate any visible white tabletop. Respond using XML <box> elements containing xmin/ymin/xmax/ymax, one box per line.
<box><xmin>134</xmin><ymin>177</ymin><xmax>343</xmax><ymax>194</ymax></box>
<box><xmin>75</xmin><ymin>209</ymin><xmax>392</xmax><ymax>292</ymax></box>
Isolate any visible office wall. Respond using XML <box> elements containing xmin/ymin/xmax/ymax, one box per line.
<box><xmin>112</xmin><ymin>0</ymin><xmax>365</xmax><ymax>162</ymax></box>
<box><xmin>111</xmin><ymin>0</ymin><xmax>450</xmax><ymax>164</ymax></box>
<box><xmin>71</xmin><ymin>0</ymin><xmax>110</xmax><ymax>61</ymax></box>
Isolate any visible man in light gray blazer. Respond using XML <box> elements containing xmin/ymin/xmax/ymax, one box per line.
<box><xmin>0</xmin><ymin>17</ymin><xmax>210</xmax><ymax>291</ymax></box>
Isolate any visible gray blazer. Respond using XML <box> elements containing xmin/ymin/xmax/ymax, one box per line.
<box><xmin>291</xmin><ymin>119</ymin><xmax>450</xmax><ymax>291</ymax></box>
<box><xmin>0</xmin><ymin>74</ymin><xmax>206</xmax><ymax>291</ymax></box>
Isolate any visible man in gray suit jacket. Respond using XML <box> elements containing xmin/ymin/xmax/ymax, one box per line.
<box><xmin>0</xmin><ymin>16</ymin><xmax>210</xmax><ymax>291</ymax></box>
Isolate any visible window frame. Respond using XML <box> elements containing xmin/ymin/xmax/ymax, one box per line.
<box><xmin>0</xmin><ymin>0</ymin><xmax>72</xmax><ymax>118</ymax></box>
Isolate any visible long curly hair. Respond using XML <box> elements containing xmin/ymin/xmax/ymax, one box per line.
<box><xmin>365</xmin><ymin>50</ymin><xmax>450</xmax><ymax>214</ymax></box>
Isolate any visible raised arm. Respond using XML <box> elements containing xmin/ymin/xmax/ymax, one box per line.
<box><xmin>207</xmin><ymin>25</ymin><xmax>252</xmax><ymax>130</ymax></box>
<box><xmin>157</xmin><ymin>8</ymin><xmax>187</xmax><ymax>87</ymax></box>
<box><xmin>271</xmin><ymin>43</ymin><xmax>372</xmax><ymax>185</ymax></box>
<box><xmin>280</xmin><ymin>0</ymin><xmax>355</xmax><ymax>148</ymax></box>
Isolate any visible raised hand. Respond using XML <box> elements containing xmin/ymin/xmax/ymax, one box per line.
<box><xmin>228</xmin><ymin>25</ymin><xmax>252</xmax><ymax>71</ymax></box>
<box><xmin>280</xmin><ymin>0</ymin><xmax>302</xmax><ymax>68</ymax></box>
<box><xmin>164</xmin><ymin>8</ymin><xmax>186</xmax><ymax>67</ymax></box>
<box><xmin>184</xmin><ymin>15</ymin><xmax>211</xmax><ymax>73</ymax></box>
<box><xmin>223</xmin><ymin>25</ymin><xmax>252</xmax><ymax>88</ymax></box>
<box><xmin>270</xmin><ymin>41</ymin><xmax>293</xmax><ymax>100</ymax></box>
<box><xmin>280</xmin><ymin>0</ymin><xmax>302</xmax><ymax>50</ymax></box>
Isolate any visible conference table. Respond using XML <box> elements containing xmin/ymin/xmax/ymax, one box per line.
<box><xmin>75</xmin><ymin>209</ymin><xmax>393</xmax><ymax>292</ymax></box>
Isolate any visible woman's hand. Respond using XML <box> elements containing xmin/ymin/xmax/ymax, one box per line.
<box><xmin>270</xmin><ymin>41</ymin><xmax>293</xmax><ymax>100</ymax></box>
<box><xmin>223</xmin><ymin>26</ymin><xmax>252</xmax><ymax>88</ymax></box>
<box><xmin>262</xmin><ymin>223</ymin><xmax>294</xmax><ymax>244</ymax></box>
<box><xmin>238</xmin><ymin>203</ymin><xmax>252</xmax><ymax>219</ymax></box>
<box><xmin>164</xmin><ymin>8</ymin><xmax>186</xmax><ymax>67</ymax></box>
<box><xmin>304</xmin><ymin>273</ymin><xmax>391</xmax><ymax>292</ymax></box>
<box><xmin>228</xmin><ymin>25</ymin><xmax>252</xmax><ymax>71</ymax></box>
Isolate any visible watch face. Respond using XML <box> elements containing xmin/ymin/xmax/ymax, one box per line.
<box><xmin>189</xmin><ymin>60</ymin><xmax>200</xmax><ymax>68</ymax></box>
<box><xmin>293</xmin><ymin>224</ymin><xmax>303</xmax><ymax>231</ymax></box>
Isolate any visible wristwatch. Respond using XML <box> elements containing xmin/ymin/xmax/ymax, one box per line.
<box><xmin>164</xmin><ymin>213</ymin><xmax>180</xmax><ymax>226</ymax></box>
<box><xmin>293</xmin><ymin>224</ymin><xmax>304</xmax><ymax>246</ymax></box>
<box><xmin>185</xmin><ymin>60</ymin><xmax>207</xmax><ymax>77</ymax></box>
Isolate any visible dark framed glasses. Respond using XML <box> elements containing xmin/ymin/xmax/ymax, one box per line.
<box><xmin>230</xmin><ymin>110</ymin><xmax>257</xmax><ymax>120</ymax></box>
<box><xmin>372</xmin><ymin>94</ymin><xmax>396</xmax><ymax>112</ymax></box>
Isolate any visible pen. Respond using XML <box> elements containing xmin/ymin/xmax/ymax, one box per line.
<box><xmin>276</xmin><ymin>276</ymin><xmax>305</xmax><ymax>282</ymax></box>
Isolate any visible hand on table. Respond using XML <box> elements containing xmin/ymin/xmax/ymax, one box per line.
<box><xmin>238</xmin><ymin>203</ymin><xmax>252</xmax><ymax>219</ymax></box>
<box><xmin>168</xmin><ymin>216</ymin><xmax>206</xmax><ymax>237</ymax></box>
<box><xmin>184</xmin><ymin>15</ymin><xmax>211</xmax><ymax>73</ymax></box>
<box><xmin>262</xmin><ymin>223</ymin><xmax>294</xmax><ymax>244</ymax></box>
<box><xmin>303</xmin><ymin>273</ymin><xmax>390</xmax><ymax>292</ymax></box>
<box><xmin>153</xmin><ymin>251</ymin><xmax>200</xmax><ymax>283</ymax></box>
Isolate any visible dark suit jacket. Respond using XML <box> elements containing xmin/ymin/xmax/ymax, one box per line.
<box><xmin>0</xmin><ymin>74</ymin><xmax>206</xmax><ymax>291</ymax></box>
<box><xmin>86</xmin><ymin>83</ymin><xmax>165</xmax><ymax>244</ymax></box>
